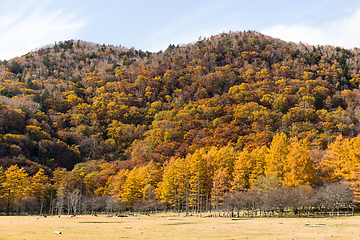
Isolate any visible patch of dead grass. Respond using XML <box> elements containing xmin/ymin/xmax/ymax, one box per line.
<box><xmin>0</xmin><ymin>213</ymin><xmax>359</xmax><ymax>239</ymax></box>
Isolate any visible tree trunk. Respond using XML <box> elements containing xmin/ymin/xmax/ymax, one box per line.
<box><xmin>186</xmin><ymin>178</ymin><xmax>189</xmax><ymax>216</ymax></box>
<box><xmin>40</xmin><ymin>194</ymin><xmax>44</xmax><ymax>215</ymax></box>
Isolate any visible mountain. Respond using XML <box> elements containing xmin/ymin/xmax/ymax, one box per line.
<box><xmin>0</xmin><ymin>30</ymin><xmax>359</xmax><ymax>173</ymax></box>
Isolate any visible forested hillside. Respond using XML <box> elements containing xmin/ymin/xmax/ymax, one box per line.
<box><xmin>1</xmin><ymin>31</ymin><xmax>360</xmax><ymax>214</ymax></box>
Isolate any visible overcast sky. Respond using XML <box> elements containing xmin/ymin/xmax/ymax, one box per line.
<box><xmin>1</xmin><ymin>0</ymin><xmax>360</xmax><ymax>60</ymax></box>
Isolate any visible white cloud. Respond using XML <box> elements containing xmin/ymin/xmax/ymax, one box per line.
<box><xmin>0</xmin><ymin>0</ymin><xmax>87</xmax><ymax>60</ymax></box>
<box><xmin>262</xmin><ymin>8</ymin><xmax>360</xmax><ymax>49</ymax></box>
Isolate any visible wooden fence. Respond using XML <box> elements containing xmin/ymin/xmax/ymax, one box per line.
<box><xmin>200</xmin><ymin>211</ymin><xmax>354</xmax><ymax>218</ymax></box>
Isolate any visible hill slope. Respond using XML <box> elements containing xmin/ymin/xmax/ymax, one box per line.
<box><xmin>0</xmin><ymin>31</ymin><xmax>360</xmax><ymax>172</ymax></box>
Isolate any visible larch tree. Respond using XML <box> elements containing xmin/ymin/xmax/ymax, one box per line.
<box><xmin>31</xmin><ymin>168</ymin><xmax>49</xmax><ymax>215</ymax></box>
<box><xmin>232</xmin><ymin>145</ymin><xmax>267</xmax><ymax>192</ymax></box>
<box><xmin>0</xmin><ymin>167</ymin><xmax>5</xmax><ymax>206</ymax></box>
<box><xmin>232</xmin><ymin>150</ymin><xmax>253</xmax><ymax>192</ymax></box>
<box><xmin>283</xmin><ymin>138</ymin><xmax>316</xmax><ymax>187</ymax></box>
<box><xmin>210</xmin><ymin>144</ymin><xmax>237</xmax><ymax>183</ymax></box>
<box><xmin>250</xmin><ymin>146</ymin><xmax>268</xmax><ymax>182</ymax></box>
<box><xmin>158</xmin><ymin>157</ymin><xmax>190</xmax><ymax>213</ymax></box>
<box><xmin>321</xmin><ymin>135</ymin><xmax>360</xmax><ymax>181</ymax></box>
<box><xmin>121</xmin><ymin>167</ymin><xmax>144</xmax><ymax>207</ymax></box>
<box><xmin>51</xmin><ymin>167</ymin><xmax>69</xmax><ymax>215</ymax></box>
<box><xmin>137</xmin><ymin>161</ymin><xmax>163</xmax><ymax>201</ymax></box>
<box><xmin>157</xmin><ymin>159</ymin><xmax>177</xmax><ymax>208</ymax></box>
<box><xmin>3</xmin><ymin>165</ymin><xmax>30</xmax><ymax>214</ymax></box>
<box><xmin>211</xmin><ymin>168</ymin><xmax>231</xmax><ymax>211</ymax></box>
<box><xmin>265</xmin><ymin>133</ymin><xmax>289</xmax><ymax>180</ymax></box>
<box><xmin>111</xmin><ymin>169</ymin><xmax>128</xmax><ymax>200</ymax></box>
<box><xmin>188</xmin><ymin>149</ymin><xmax>208</xmax><ymax>213</ymax></box>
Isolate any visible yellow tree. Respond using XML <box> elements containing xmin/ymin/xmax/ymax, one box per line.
<box><xmin>283</xmin><ymin>138</ymin><xmax>316</xmax><ymax>187</ymax></box>
<box><xmin>232</xmin><ymin>150</ymin><xmax>253</xmax><ymax>192</ymax></box>
<box><xmin>347</xmin><ymin>137</ymin><xmax>360</xmax><ymax>202</ymax></box>
<box><xmin>158</xmin><ymin>157</ymin><xmax>189</xmax><ymax>212</ymax></box>
<box><xmin>3</xmin><ymin>165</ymin><xmax>30</xmax><ymax>214</ymax></box>
<box><xmin>341</xmin><ymin>137</ymin><xmax>360</xmax><ymax>180</ymax></box>
<box><xmin>188</xmin><ymin>149</ymin><xmax>209</xmax><ymax>213</ymax></box>
<box><xmin>51</xmin><ymin>167</ymin><xmax>69</xmax><ymax>215</ymax></box>
<box><xmin>210</xmin><ymin>144</ymin><xmax>237</xmax><ymax>183</ymax></box>
<box><xmin>211</xmin><ymin>168</ymin><xmax>230</xmax><ymax>211</ymax></box>
<box><xmin>250</xmin><ymin>146</ymin><xmax>268</xmax><ymax>181</ymax></box>
<box><xmin>138</xmin><ymin>161</ymin><xmax>163</xmax><ymax>201</ymax></box>
<box><xmin>203</xmin><ymin>144</ymin><xmax>238</xmax><ymax>211</ymax></box>
<box><xmin>139</xmin><ymin>161</ymin><xmax>163</xmax><ymax>188</ymax></box>
<box><xmin>30</xmin><ymin>169</ymin><xmax>49</xmax><ymax>215</ymax></box>
<box><xmin>321</xmin><ymin>135</ymin><xmax>360</xmax><ymax>181</ymax></box>
<box><xmin>350</xmin><ymin>171</ymin><xmax>360</xmax><ymax>203</ymax></box>
<box><xmin>111</xmin><ymin>169</ymin><xmax>128</xmax><ymax>200</ymax></box>
<box><xmin>0</xmin><ymin>167</ymin><xmax>5</xmax><ymax>207</ymax></box>
<box><xmin>232</xmin><ymin>146</ymin><xmax>268</xmax><ymax>192</ymax></box>
<box><xmin>157</xmin><ymin>159</ymin><xmax>177</xmax><ymax>207</ymax></box>
<box><xmin>265</xmin><ymin>133</ymin><xmax>289</xmax><ymax>180</ymax></box>
<box><xmin>322</xmin><ymin>136</ymin><xmax>360</xmax><ymax>200</ymax></box>
<box><xmin>121</xmin><ymin>167</ymin><xmax>143</xmax><ymax>207</ymax></box>
<box><xmin>99</xmin><ymin>176</ymin><xmax>114</xmax><ymax>197</ymax></box>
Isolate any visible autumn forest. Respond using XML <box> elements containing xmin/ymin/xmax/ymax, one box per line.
<box><xmin>0</xmin><ymin>31</ymin><xmax>360</xmax><ymax>215</ymax></box>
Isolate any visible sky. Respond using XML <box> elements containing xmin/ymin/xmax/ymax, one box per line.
<box><xmin>1</xmin><ymin>0</ymin><xmax>360</xmax><ymax>60</ymax></box>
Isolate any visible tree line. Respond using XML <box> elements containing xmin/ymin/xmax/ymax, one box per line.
<box><xmin>0</xmin><ymin>133</ymin><xmax>357</xmax><ymax>215</ymax></box>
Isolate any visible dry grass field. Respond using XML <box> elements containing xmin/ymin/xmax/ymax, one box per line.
<box><xmin>1</xmin><ymin>213</ymin><xmax>360</xmax><ymax>239</ymax></box>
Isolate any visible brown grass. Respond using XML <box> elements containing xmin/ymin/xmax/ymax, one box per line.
<box><xmin>1</xmin><ymin>213</ymin><xmax>360</xmax><ymax>239</ymax></box>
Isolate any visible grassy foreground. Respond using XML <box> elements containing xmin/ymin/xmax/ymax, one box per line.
<box><xmin>1</xmin><ymin>213</ymin><xmax>360</xmax><ymax>239</ymax></box>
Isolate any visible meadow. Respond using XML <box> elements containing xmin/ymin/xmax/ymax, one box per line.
<box><xmin>1</xmin><ymin>213</ymin><xmax>360</xmax><ymax>239</ymax></box>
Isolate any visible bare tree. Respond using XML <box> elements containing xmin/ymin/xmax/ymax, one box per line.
<box><xmin>90</xmin><ymin>196</ymin><xmax>107</xmax><ymax>214</ymax></box>
<box><xmin>112</xmin><ymin>199</ymin><xmax>127</xmax><ymax>214</ymax></box>
<box><xmin>81</xmin><ymin>195</ymin><xmax>92</xmax><ymax>215</ymax></box>
<box><xmin>78</xmin><ymin>136</ymin><xmax>95</xmax><ymax>160</ymax></box>
<box><xmin>286</xmin><ymin>185</ymin><xmax>315</xmax><ymax>215</ymax></box>
<box><xmin>316</xmin><ymin>182</ymin><xmax>354</xmax><ymax>212</ymax></box>
<box><xmin>56</xmin><ymin>185</ymin><xmax>66</xmax><ymax>216</ymax></box>
<box><xmin>69</xmin><ymin>189</ymin><xmax>81</xmax><ymax>215</ymax></box>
